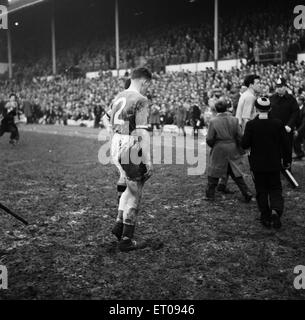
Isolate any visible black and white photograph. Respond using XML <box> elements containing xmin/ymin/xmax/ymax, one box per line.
<box><xmin>0</xmin><ymin>0</ymin><xmax>305</xmax><ymax>307</ymax></box>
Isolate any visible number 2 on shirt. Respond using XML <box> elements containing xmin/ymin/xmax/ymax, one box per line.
<box><xmin>113</xmin><ymin>97</ymin><xmax>127</xmax><ymax>126</ymax></box>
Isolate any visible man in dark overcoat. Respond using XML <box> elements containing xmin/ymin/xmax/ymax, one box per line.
<box><xmin>293</xmin><ymin>95</ymin><xmax>305</xmax><ymax>160</ymax></box>
<box><xmin>270</xmin><ymin>78</ymin><xmax>299</xmax><ymax>170</ymax></box>
<box><xmin>241</xmin><ymin>97</ymin><xmax>290</xmax><ymax>229</ymax></box>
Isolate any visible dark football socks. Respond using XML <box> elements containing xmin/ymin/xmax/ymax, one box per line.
<box><xmin>111</xmin><ymin>221</ymin><xmax>124</xmax><ymax>240</ymax></box>
<box><xmin>122</xmin><ymin>224</ymin><xmax>135</xmax><ymax>240</ymax></box>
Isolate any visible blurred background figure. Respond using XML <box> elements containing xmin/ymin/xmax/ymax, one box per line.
<box><xmin>32</xmin><ymin>98</ymin><xmax>43</xmax><ymax>124</ymax></box>
<box><xmin>0</xmin><ymin>93</ymin><xmax>20</xmax><ymax>145</ymax></box>
<box><xmin>22</xmin><ymin>96</ymin><xmax>33</xmax><ymax>124</ymax></box>
<box><xmin>93</xmin><ymin>104</ymin><xmax>103</xmax><ymax>128</ymax></box>
<box><xmin>175</xmin><ymin>103</ymin><xmax>187</xmax><ymax>136</ymax></box>
<box><xmin>159</xmin><ymin>104</ymin><xmax>166</xmax><ymax>133</ymax></box>
<box><xmin>293</xmin><ymin>95</ymin><xmax>305</xmax><ymax>161</ymax></box>
<box><xmin>270</xmin><ymin>78</ymin><xmax>299</xmax><ymax>170</ymax></box>
<box><xmin>149</xmin><ymin>102</ymin><xmax>161</xmax><ymax>135</ymax></box>
<box><xmin>190</xmin><ymin>103</ymin><xmax>201</xmax><ymax>138</ymax></box>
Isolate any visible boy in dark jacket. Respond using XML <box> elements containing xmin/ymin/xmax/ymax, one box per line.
<box><xmin>241</xmin><ymin>97</ymin><xmax>290</xmax><ymax>229</ymax></box>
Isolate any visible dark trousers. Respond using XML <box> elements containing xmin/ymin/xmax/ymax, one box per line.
<box><xmin>253</xmin><ymin>171</ymin><xmax>284</xmax><ymax>220</ymax></box>
<box><xmin>293</xmin><ymin>135</ymin><xmax>305</xmax><ymax>157</ymax></box>
<box><xmin>206</xmin><ymin>164</ymin><xmax>250</xmax><ymax>198</ymax></box>
<box><xmin>0</xmin><ymin>123</ymin><xmax>19</xmax><ymax>141</ymax></box>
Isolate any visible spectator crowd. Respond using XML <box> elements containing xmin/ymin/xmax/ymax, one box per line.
<box><xmin>1</xmin><ymin>61</ymin><xmax>305</xmax><ymax>130</ymax></box>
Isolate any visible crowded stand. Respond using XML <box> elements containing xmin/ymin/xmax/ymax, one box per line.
<box><xmin>1</xmin><ymin>61</ymin><xmax>305</xmax><ymax>130</ymax></box>
<box><xmin>1</xmin><ymin>1</ymin><xmax>305</xmax><ymax>132</ymax></box>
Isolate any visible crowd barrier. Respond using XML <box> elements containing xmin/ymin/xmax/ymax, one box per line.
<box><xmin>166</xmin><ymin>58</ymin><xmax>247</xmax><ymax>73</ymax></box>
<box><xmin>85</xmin><ymin>59</ymin><xmax>247</xmax><ymax>79</ymax></box>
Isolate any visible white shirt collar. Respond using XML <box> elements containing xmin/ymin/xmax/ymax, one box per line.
<box><xmin>258</xmin><ymin>113</ymin><xmax>268</xmax><ymax>119</ymax></box>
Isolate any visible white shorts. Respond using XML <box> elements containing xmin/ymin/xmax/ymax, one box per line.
<box><xmin>111</xmin><ymin>133</ymin><xmax>146</xmax><ymax>181</ymax></box>
<box><xmin>111</xmin><ymin>133</ymin><xmax>136</xmax><ymax>182</ymax></box>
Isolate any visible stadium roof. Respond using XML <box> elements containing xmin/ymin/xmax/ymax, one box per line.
<box><xmin>3</xmin><ymin>0</ymin><xmax>298</xmax><ymax>46</ymax></box>
<box><xmin>7</xmin><ymin>0</ymin><xmax>47</xmax><ymax>14</ymax></box>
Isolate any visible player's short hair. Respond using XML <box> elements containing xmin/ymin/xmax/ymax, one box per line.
<box><xmin>215</xmin><ymin>100</ymin><xmax>228</xmax><ymax>113</ymax></box>
<box><xmin>131</xmin><ymin>67</ymin><xmax>152</xmax><ymax>81</ymax></box>
<box><xmin>244</xmin><ymin>75</ymin><xmax>260</xmax><ymax>88</ymax></box>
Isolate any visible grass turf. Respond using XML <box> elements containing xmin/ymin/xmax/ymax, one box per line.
<box><xmin>0</xmin><ymin>127</ymin><xmax>305</xmax><ymax>299</ymax></box>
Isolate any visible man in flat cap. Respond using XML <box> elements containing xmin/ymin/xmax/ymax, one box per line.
<box><xmin>242</xmin><ymin>97</ymin><xmax>290</xmax><ymax>229</ymax></box>
<box><xmin>270</xmin><ymin>78</ymin><xmax>299</xmax><ymax>171</ymax></box>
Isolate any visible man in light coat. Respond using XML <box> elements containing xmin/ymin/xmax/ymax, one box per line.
<box><xmin>205</xmin><ymin>100</ymin><xmax>252</xmax><ymax>201</ymax></box>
